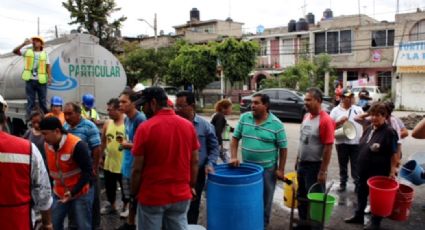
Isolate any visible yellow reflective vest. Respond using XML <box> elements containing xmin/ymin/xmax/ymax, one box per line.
<box><xmin>22</xmin><ymin>49</ymin><xmax>48</xmax><ymax>84</ymax></box>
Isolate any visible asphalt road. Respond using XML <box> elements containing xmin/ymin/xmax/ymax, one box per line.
<box><xmin>100</xmin><ymin>113</ymin><xmax>425</xmax><ymax>230</ymax></box>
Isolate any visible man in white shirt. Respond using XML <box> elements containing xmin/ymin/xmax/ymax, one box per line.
<box><xmin>330</xmin><ymin>89</ymin><xmax>364</xmax><ymax>192</ymax></box>
<box><xmin>13</xmin><ymin>36</ymin><xmax>51</xmax><ymax>119</ymax></box>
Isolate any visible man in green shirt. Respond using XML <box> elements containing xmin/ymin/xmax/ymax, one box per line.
<box><xmin>230</xmin><ymin>93</ymin><xmax>288</xmax><ymax>229</ymax></box>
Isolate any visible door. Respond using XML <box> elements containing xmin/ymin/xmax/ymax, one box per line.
<box><xmin>277</xmin><ymin>90</ymin><xmax>302</xmax><ymax>119</ymax></box>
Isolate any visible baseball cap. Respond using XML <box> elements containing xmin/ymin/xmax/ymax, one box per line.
<box><xmin>342</xmin><ymin>89</ymin><xmax>354</xmax><ymax>97</ymax></box>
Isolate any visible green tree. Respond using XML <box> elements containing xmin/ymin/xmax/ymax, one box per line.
<box><xmin>261</xmin><ymin>54</ymin><xmax>334</xmax><ymax>92</ymax></box>
<box><xmin>168</xmin><ymin>43</ymin><xmax>217</xmax><ymax>97</ymax></box>
<box><xmin>62</xmin><ymin>0</ymin><xmax>126</xmax><ymax>52</ymax></box>
<box><xmin>215</xmin><ymin>38</ymin><xmax>259</xmax><ymax>87</ymax></box>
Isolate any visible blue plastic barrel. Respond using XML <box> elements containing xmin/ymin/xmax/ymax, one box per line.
<box><xmin>400</xmin><ymin>160</ymin><xmax>425</xmax><ymax>185</ymax></box>
<box><xmin>207</xmin><ymin>163</ymin><xmax>264</xmax><ymax>230</ymax></box>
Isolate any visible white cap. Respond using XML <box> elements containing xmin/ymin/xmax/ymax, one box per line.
<box><xmin>133</xmin><ymin>83</ymin><xmax>145</xmax><ymax>92</ymax></box>
<box><xmin>0</xmin><ymin>94</ymin><xmax>7</xmax><ymax>111</ymax></box>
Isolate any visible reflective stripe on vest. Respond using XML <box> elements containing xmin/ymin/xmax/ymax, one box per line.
<box><xmin>22</xmin><ymin>49</ymin><xmax>48</xmax><ymax>84</ymax></box>
<box><xmin>46</xmin><ymin>134</ymin><xmax>90</xmax><ymax>198</ymax></box>
<box><xmin>0</xmin><ymin>132</ymin><xmax>32</xmax><ymax>230</ymax></box>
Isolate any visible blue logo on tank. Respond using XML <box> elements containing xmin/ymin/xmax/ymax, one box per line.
<box><xmin>48</xmin><ymin>58</ymin><xmax>77</xmax><ymax>91</ymax></box>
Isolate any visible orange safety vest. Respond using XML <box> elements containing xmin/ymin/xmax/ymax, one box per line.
<box><xmin>45</xmin><ymin>134</ymin><xmax>89</xmax><ymax>198</ymax></box>
<box><xmin>0</xmin><ymin>131</ymin><xmax>32</xmax><ymax>230</ymax></box>
<box><xmin>45</xmin><ymin>112</ymin><xmax>65</xmax><ymax>125</ymax></box>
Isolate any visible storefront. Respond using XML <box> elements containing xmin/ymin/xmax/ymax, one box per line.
<box><xmin>394</xmin><ymin>40</ymin><xmax>425</xmax><ymax>111</ymax></box>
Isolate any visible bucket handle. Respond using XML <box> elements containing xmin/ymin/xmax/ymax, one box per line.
<box><xmin>307</xmin><ymin>181</ymin><xmax>335</xmax><ymax>196</ymax></box>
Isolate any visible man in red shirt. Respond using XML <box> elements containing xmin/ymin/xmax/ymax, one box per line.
<box><xmin>131</xmin><ymin>87</ymin><xmax>200</xmax><ymax>229</ymax></box>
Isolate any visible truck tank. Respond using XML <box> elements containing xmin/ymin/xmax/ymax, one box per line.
<box><xmin>0</xmin><ymin>33</ymin><xmax>127</xmax><ymax>115</ymax></box>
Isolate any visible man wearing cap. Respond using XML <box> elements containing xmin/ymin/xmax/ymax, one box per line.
<box><xmin>0</xmin><ymin>95</ymin><xmax>53</xmax><ymax>230</ymax></box>
<box><xmin>40</xmin><ymin>116</ymin><xmax>93</xmax><ymax>230</ymax></box>
<box><xmin>131</xmin><ymin>87</ymin><xmax>200</xmax><ymax>229</ymax></box>
<box><xmin>13</xmin><ymin>37</ymin><xmax>51</xmax><ymax>118</ymax></box>
<box><xmin>330</xmin><ymin>89</ymin><xmax>364</xmax><ymax>192</ymax></box>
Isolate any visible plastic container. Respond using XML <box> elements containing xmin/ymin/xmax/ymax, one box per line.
<box><xmin>367</xmin><ymin>176</ymin><xmax>399</xmax><ymax>217</ymax></box>
<box><xmin>308</xmin><ymin>193</ymin><xmax>336</xmax><ymax>223</ymax></box>
<box><xmin>389</xmin><ymin>184</ymin><xmax>415</xmax><ymax>221</ymax></box>
<box><xmin>207</xmin><ymin>163</ymin><xmax>264</xmax><ymax>230</ymax></box>
<box><xmin>400</xmin><ymin>160</ymin><xmax>425</xmax><ymax>185</ymax></box>
<box><xmin>283</xmin><ymin>172</ymin><xmax>298</xmax><ymax>208</ymax></box>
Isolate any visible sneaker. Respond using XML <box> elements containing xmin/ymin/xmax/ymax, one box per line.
<box><xmin>101</xmin><ymin>205</ymin><xmax>117</xmax><ymax>215</ymax></box>
<box><xmin>116</xmin><ymin>223</ymin><xmax>136</xmax><ymax>230</ymax></box>
<box><xmin>120</xmin><ymin>208</ymin><xmax>129</xmax><ymax>218</ymax></box>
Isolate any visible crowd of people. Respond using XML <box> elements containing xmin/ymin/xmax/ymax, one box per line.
<box><xmin>1</xmin><ymin>83</ymin><xmax>423</xmax><ymax>230</ymax></box>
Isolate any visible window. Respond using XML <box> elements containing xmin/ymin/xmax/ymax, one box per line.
<box><xmin>377</xmin><ymin>71</ymin><xmax>392</xmax><ymax>93</ymax></box>
<box><xmin>314</xmin><ymin>30</ymin><xmax>352</xmax><ymax>55</ymax></box>
<box><xmin>262</xmin><ymin>90</ymin><xmax>277</xmax><ymax>99</ymax></box>
<box><xmin>371</xmin><ymin>30</ymin><xmax>394</xmax><ymax>47</ymax></box>
<box><xmin>278</xmin><ymin>90</ymin><xmax>293</xmax><ymax>100</ymax></box>
<box><xmin>259</xmin><ymin>40</ymin><xmax>267</xmax><ymax>56</ymax></box>
<box><xmin>410</xmin><ymin>20</ymin><xmax>425</xmax><ymax>41</ymax></box>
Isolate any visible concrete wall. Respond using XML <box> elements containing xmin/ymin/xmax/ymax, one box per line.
<box><xmin>139</xmin><ymin>36</ymin><xmax>176</xmax><ymax>49</ymax></box>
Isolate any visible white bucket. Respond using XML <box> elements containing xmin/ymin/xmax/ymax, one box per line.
<box><xmin>335</xmin><ymin>121</ymin><xmax>356</xmax><ymax>140</ymax></box>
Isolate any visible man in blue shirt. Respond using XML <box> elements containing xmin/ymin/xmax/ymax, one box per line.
<box><xmin>175</xmin><ymin>91</ymin><xmax>219</xmax><ymax>224</ymax></box>
<box><xmin>117</xmin><ymin>89</ymin><xmax>146</xmax><ymax>230</ymax></box>
<box><xmin>63</xmin><ymin>102</ymin><xmax>102</xmax><ymax>230</ymax></box>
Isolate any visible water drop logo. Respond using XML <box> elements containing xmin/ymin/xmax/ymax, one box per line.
<box><xmin>48</xmin><ymin>58</ymin><xmax>77</xmax><ymax>91</ymax></box>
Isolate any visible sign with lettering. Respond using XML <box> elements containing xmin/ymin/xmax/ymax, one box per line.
<box><xmin>394</xmin><ymin>41</ymin><xmax>425</xmax><ymax>72</ymax></box>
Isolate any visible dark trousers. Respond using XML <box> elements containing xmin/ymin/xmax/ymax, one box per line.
<box><xmin>92</xmin><ymin>177</ymin><xmax>101</xmax><ymax>229</ymax></box>
<box><xmin>104</xmin><ymin>170</ymin><xmax>124</xmax><ymax>205</ymax></box>
<box><xmin>335</xmin><ymin>144</ymin><xmax>359</xmax><ymax>186</ymax></box>
<box><xmin>25</xmin><ymin>80</ymin><xmax>48</xmax><ymax>117</ymax></box>
<box><xmin>297</xmin><ymin>161</ymin><xmax>323</xmax><ymax>220</ymax></box>
<box><xmin>355</xmin><ymin>169</ymin><xmax>389</xmax><ymax>226</ymax></box>
<box><xmin>187</xmin><ymin>165</ymin><xmax>206</xmax><ymax>224</ymax></box>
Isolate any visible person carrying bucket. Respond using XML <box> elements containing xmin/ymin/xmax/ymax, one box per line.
<box><xmin>345</xmin><ymin>102</ymin><xmax>399</xmax><ymax>230</ymax></box>
<box><xmin>295</xmin><ymin>88</ymin><xmax>335</xmax><ymax>229</ymax></box>
<box><xmin>411</xmin><ymin>117</ymin><xmax>425</xmax><ymax>210</ymax></box>
<box><xmin>230</xmin><ymin>92</ymin><xmax>288</xmax><ymax>229</ymax></box>
<box><xmin>330</xmin><ymin>89</ymin><xmax>364</xmax><ymax>192</ymax></box>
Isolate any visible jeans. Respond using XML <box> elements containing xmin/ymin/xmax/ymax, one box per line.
<box><xmin>25</xmin><ymin>80</ymin><xmax>48</xmax><ymax>117</ymax></box>
<box><xmin>104</xmin><ymin>170</ymin><xmax>124</xmax><ymax>205</ymax></box>
<box><xmin>187</xmin><ymin>166</ymin><xmax>205</xmax><ymax>224</ymax></box>
<box><xmin>263</xmin><ymin>165</ymin><xmax>277</xmax><ymax>227</ymax></box>
<box><xmin>297</xmin><ymin>161</ymin><xmax>323</xmax><ymax>220</ymax></box>
<box><xmin>52</xmin><ymin>188</ymin><xmax>94</xmax><ymax>230</ymax></box>
<box><xmin>335</xmin><ymin>144</ymin><xmax>359</xmax><ymax>186</ymax></box>
<box><xmin>137</xmin><ymin>200</ymin><xmax>191</xmax><ymax>230</ymax></box>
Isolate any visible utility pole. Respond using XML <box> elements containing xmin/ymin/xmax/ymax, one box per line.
<box><xmin>37</xmin><ymin>17</ymin><xmax>40</xmax><ymax>35</ymax></box>
<box><xmin>55</xmin><ymin>25</ymin><xmax>58</xmax><ymax>38</ymax></box>
<box><xmin>154</xmin><ymin>13</ymin><xmax>158</xmax><ymax>53</ymax></box>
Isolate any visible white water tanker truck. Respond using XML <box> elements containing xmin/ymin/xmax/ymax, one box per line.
<box><xmin>0</xmin><ymin>33</ymin><xmax>127</xmax><ymax>134</ymax></box>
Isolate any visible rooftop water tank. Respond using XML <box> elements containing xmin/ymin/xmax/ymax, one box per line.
<box><xmin>190</xmin><ymin>8</ymin><xmax>200</xmax><ymax>22</ymax></box>
<box><xmin>288</xmin><ymin>20</ymin><xmax>296</xmax><ymax>32</ymax></box>
<box><xmin>306</xmin><ymin>13</ymin><xmax>315</xmax><ymax>24</ymax></box>
<box><xmin>323</xmin><ymin>8</ymin><xmax>333</xmax><ymax>20</ymax></box>
<box><xmin>296</xmin><ymin>18</ymin><xmax>309</xmax><ymax>31</ymax></box>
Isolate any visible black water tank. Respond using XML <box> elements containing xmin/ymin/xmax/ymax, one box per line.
<box><xmin>296</xmin><ymin>18</ymin><xmax>308</xmax><ymax>31</ymax></box>
<box><xmin>323</xmin><ymin>8</ymin><xmax>333</xmax><ymax>19</ymax></box>
<box><xmin>190</xmin><ymin>8</ymin><xmax>200</xmax><ymax>21</ymax></box>
<box><xmin>306</xmin><ymin>13</ymin><xmax>315</xmax><ymax>24</ymax></box>
<box><xmin>288</xmin><ymin>20</ymin><xmax>296</xmax><ymax>32</ymax></box>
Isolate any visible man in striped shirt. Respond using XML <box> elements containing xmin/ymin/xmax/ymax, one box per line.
<box><xmin>230</xmin><ymin>93</ymin><xmax>288</xmax><ymax>229</ymax></box>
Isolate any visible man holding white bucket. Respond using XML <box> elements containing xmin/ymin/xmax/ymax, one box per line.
<box><xmin>330</xmin><ymin>89</ymin><xmax>363</xmax><ymax>192</ymax></box>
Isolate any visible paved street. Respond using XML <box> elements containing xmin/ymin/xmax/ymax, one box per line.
<box><xmin>101</xmin><ymin>113</ymin><xmax>425</xmax><ymax>230</ymax></box>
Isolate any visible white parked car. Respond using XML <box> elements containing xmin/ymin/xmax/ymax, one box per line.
<box><xmin>351</xmin><ymin>86</ymin><xmax>387</xmax><ymax>103</ymax></box>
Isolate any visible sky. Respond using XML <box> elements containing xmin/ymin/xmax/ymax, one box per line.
<box><xmin>0</xmin><ymin>0</ymin><xmax>424</xmax><ymax>54</ymax></box>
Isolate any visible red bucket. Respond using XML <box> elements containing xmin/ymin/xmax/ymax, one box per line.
<box><xmin>389</xmin><ymin>184</ymin><xmax>415</xmax><ymax>221</ymax></box>
<box><xmin>367</xmin><ymin>176</ymin><xmax>399</xmax><ymax>217</ymax></box>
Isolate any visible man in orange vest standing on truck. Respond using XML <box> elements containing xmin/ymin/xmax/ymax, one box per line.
<box><xmin>13</xmin><ymin>36</ymin><xmax>52</xmax><ymax>120</ymax></box>
<box><xmin>40</xmin><ymin>116</ymin><xmax>93</xmax><ymax>230</ymax></box>
<box><xmin>0</xmin><ymin>94</ymin><xmax>54</xmax><ymax>230</ymax></box>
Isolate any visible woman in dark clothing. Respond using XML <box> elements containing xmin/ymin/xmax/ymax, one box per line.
<box><xmin>23</xmin><ymin>110</ymin><xmax>46</xmax><ymax>161</ymax></box>
<box><xmin>211</xmin><ymin>99</ymin><xmax>233</xmax><ymax>163</ymax></box>
<box><xmin>345</xmin><ymin>102</ymin><xmax>399</xmax><ymax>230</ymax></box>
